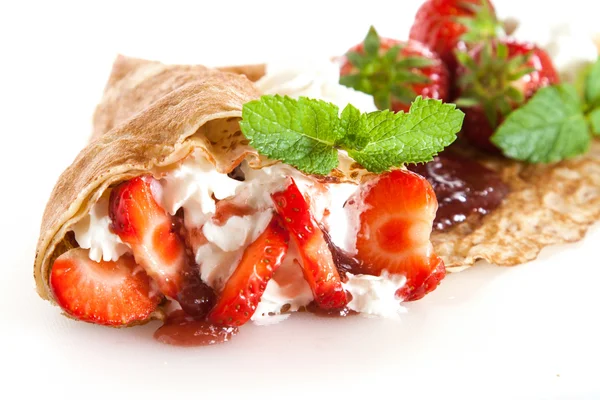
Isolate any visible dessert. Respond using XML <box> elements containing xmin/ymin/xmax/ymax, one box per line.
<box><xmin>223</xmin><ymin>0</ymin><xmax>600</xmax><ymax>270</ymax></box>
<box><xmin>35</xmin><ymin>0</ymin><xmax>600</xmax><ymax>345</ymax></box>
<box><xmin>35</xmin><ymin>56</ymin><xmax>463</xmax><ymax>345</ymax></box>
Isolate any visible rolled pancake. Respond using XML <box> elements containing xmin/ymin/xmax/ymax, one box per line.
<box><xmin>35</xmin><ymin>61</ymin><xmax>264</xmax><ymax>301</ymax></box>
<box><xmin>36</xmin><ymin>56</ymin><xmax>372</xmax><ymax>303</ymax></box>
<box><xmin>152</xmin><ymin>60</ymin><xmax>600</xmax><ymax>271</ymax></box>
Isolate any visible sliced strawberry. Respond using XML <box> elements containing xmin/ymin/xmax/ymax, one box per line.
<box><xmin>348</xmin><ymin>169</ymin><xmax>446</xmax><ymax>301</ymax></box>
<box><xmin>208</xmin><ymin>216</ymin><xmax>289</xmax><ymax>326</ymax></box>
<box><xmin>340</xmin><ymin>26</ymin><xmax>449</xmax><ymax>113</ymax></box>
<box><xmin>109</xmin><ymin>175</ymin><xmax>215</xmax><ymax>316</ymax></box>
<box><xmin>271</xmin><ymin>179</ymin><xmax>348</xmax><ymax>309</ymax></box>
<box><xmin>50</xmin><ymin>248</ymin><xmax>159</xmax><ymax>326</ymax></box>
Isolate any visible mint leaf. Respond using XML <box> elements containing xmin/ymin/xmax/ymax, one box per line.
<box><xmin>240</xmin><ymin>95</ymin><xmax>463</xmax><ymax>175</ymax></box>
<box><xmin>348</xmin><ymin>97</ymin><xmax>464</xmax><ymax>172</ymax></box>
<box><xmin>588</xmin><ymin>107</ymin><xmax>600</xmax><ymax>136</ymax></box>
<box><xmin>239</xmin><ymin>95</ymin><xmax>341</xmax><ymax>175</ymax></box>
<box><xmin>585</xmin><ymin>57</ymin><xmax>600</xmax><ymax>107</ymax></box>
<box><xmin>339</xmin><ymin>103</ymin><xmax>363</xmax><ymax>148</ymax></box>
<box><xmin>491</xmin><ymin>84</ymin><xmax>591</xmax><ymax>163</ymax></box>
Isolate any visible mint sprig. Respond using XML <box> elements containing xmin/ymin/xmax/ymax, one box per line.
<box><xmin>585</xmin><ymin>57</ymin><xmax>600</xmax><ymax>136</ymax></box>
<box><xmin>491</xmin><ymin>57</ymin><xmax>600</xmax><ymax>163</ymax></box>
<box><xmin>240</xmin><ymin>95</ymin><xmax>464</xmax><ymax>175</ymax></box>
<box><xmin>491</xmin><ymin>85</ymin><xmax>590</xmax><ymax>163</ymax></box>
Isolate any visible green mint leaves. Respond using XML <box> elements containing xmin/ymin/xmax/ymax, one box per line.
<box><xmin>240</xmin><ymin>95</ymin><xmax>464</xmax><ymax>175</ymax></box>
<box><xmin>491</xmin><ymin>85</ymin><xmax>589</xmax><ymax>163</ymax></box>
<box><xmin>491</xmin><ymin>57</ymin><xmax>600</xmax><ymax>163</ymax></box>
<box><xmin>585</xmin><ymin>58</ymin><xmax>600</xmax><ymax>136</ymax></box>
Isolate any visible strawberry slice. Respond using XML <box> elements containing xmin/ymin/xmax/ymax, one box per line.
<box><xmin>50</xmin><ymin>248</ymin><xmax>159</xmax><ymax>326</ymax></box>
<box><xmin>109</xmin><ymin>175</ymin><xmax>215</xmax><ymax>316</ymax></box>
<box><xmin>271</xmin><ymin>179</ymin><xmax>348</xmax><ymax>309</ymax></box>
<box><xmin>208</xmin><ymin>216</ymin><xmax>289</xmax><ymax>326</ymax></box>
<box><xmin>348</xmin><ymin>169</ymin><xmax>446</xmax><ymax>301</ymax></box>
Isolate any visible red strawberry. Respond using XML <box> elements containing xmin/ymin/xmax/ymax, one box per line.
<box><xmin>109</xmin><ymin>175</ymin><xmax>215</xmax><ymax>316</ymax></box>
<box><xmin>348</xmin><ymin>169</ymin><xmax>445</xmax><ymax>301</ymax></box>
<box><xmin>208</xmin><ymin>216</ymin><xmax>289</xmax><ymax>327</ymax></box>
<box><xmin>340</xmin><ymin>26</ymin><xmax>449</xmax><ymax>113</ymax></box>
<box><xmin>455</xmin><ymin>39</ymin><xmax>560</xmax><ymax>152</ymax></box>
<box><xmin>50</xmin><ymin>248</ymin><xmax>159</xmax><ymax>326</ymax></box>
<box><xmin>409</xmin><ymin>0</ymin><xmax>499</xmax><ymax>74</ymax></box>
<box><xmin>271</xmin><ymin>179</ymin><xmax>348</xmax><ymax>309</ymax></box>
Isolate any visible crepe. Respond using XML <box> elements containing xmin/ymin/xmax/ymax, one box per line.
<box><xmin>39</xmin><ymin>56</ymin><xmax>600</xmax><ymax>304</ymax></box>
<box><xmin>36</xmin><ymin>56</ymin><xmax>374</xmax><ymax>303</ymax></box>
<box><xmin>433</xmin><ymin>140</ymin><xmax>600</xmax><ymax>271</ymax></box>
<box><xmin>35</xmin><ymin>57</ymin><xmax>264</xmax><ymax>301</ymax></box>
<box><xmin>201</xmin><ymin>62</ymin><xmax>600</xmax><ymax>271</ymax></box>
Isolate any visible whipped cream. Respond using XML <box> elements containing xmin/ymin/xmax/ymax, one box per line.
<box><xmin>159</xmin><ymin>153</ymin><xmax>243</xmax><ymax>229</ymax></box>
<box><xmin>343</xmin><ymin>272</ymin><xmax>407</xmax><ymax>318</ymax></box>
<box><xmin>71</xmin><ymin>192</ymin><xmax>130</xmax><ymax>262</ymax></box>
<box><xmin>197</xmin><ymin>209</ymin><xmax>273</xmax><ymax>291</ymax></box>
<box><xmin>252</xmin><ymin>242</ymin><xmax>314</xmax><ymax>324</ymax></box>
<box><xmin>255</xmin><ymin>59</ymin><xmax>377</xmax><ymax>113</ymax></box>
<box><xmin>165</xmin><ymin>153</ymin><xmax>360</xmax><ymax>319</ymax></box>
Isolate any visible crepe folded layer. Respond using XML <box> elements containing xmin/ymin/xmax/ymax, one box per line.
<box><xmin>35</xmin><ymin>59</ymin><xmax>265</xmax><ymax>302</ymax></box>
<box><xmin>222</xmin><ymin>63</ymin><xmax>600</xmax><ymax>270</ymax></box>
<box><xmin>36</xmin><ymin>56</ymin><xmax>374</xmax><ymax>305</ymax></box>
<box><xmin>434</xmin><ymin>141</ymin><xmax>600</xmax><ymax>271</ymax></box>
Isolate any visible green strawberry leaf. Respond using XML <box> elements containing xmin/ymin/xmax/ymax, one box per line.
<box><xmin>339</xmin><ymin>25</ymin><xmax>432</xmax><ymax>111</ymax></box>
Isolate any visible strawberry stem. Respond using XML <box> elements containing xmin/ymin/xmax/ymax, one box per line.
<box><xmin>340</xmin><ymin>26</ymin><xmax>433</xmax><ymax>110</ymax></box>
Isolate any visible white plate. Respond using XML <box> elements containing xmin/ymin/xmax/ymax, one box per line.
<box><xmin>2</xmin><ymin>1</ymin><xmax>599</xmax><ymax>398</ymax></box>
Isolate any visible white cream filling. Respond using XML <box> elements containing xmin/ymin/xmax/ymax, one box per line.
<box><xmin>255</xmin><ymin>58</ymin><xmax>378</xmax><ymax>113</ymax></box>
<box><xmin>343</xmin><ymin>272</ymin><xmax>407</xmax><ymax>318</ymax></box>
<box><xmin>71</xmin><ymin>192</ymin><xmax>130</xmax><ymax>263</ymax></box>
<box><xmin>251</xmin><ymin>242</ymin><xmax>314</xmax><ymax>324</ymax></box>
<box><xmin>159</xmin><ymin>152</ymin><xmax>243</xmax><ymax>228</ymax></box>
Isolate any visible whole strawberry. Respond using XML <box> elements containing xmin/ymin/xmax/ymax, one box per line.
<box><xmin>340</xmin><ymin>26</ymin><xmax>449</xmax><ymax>113</ymax></box>
<box><xmin>455</xmin><ymin>39</ymin><xmax>559</xmax><ymax>152</ymax></box>
<box><xmin>409</xmin><ymin>0</ymin><xmax>500</xmax><ymax>74</ymax></box>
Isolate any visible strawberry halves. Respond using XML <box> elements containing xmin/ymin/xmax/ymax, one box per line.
<box><xmin>271</xmin><ymin>179</ymin><xmax>348</xmax><ymax>309</ymax></box>
<box><xmin>109</xmin><ymin>175</ymin><xmax>215</xmax><ymax>317</ymax></box>
<box><xmin>50</xmin><ymin>248</ymin><xmax>160</xmax><ymax>326</ymax></box>
<box><xmin>348</xmin><ymin>169</ymin><xmax>446</xmax><ymax>301</ymax></box>
<box><xmin>208</xmin><ymin>216</ymin><xmax>289</xmax><ymax>326</ymax></box>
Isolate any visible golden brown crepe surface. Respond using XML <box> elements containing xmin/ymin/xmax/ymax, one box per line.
<box><xmin>35</xmin><ymin>57</ymin><xmax>263</xmax><ymax>302</ymax></box>
<box><xmin>433</xmin><ymin>140</ymin><xmax>600</xmax><ymax>271</ymax></box>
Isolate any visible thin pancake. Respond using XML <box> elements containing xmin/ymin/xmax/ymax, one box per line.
<box><xmin>433</xmin><ymin>140</ymin><xmax>600</xmax><ymax>270</ymax></box>
<box><xmin>35</xmin><ymin>62</ymin><xmax>263</xmax><ymax>302</ymax></box>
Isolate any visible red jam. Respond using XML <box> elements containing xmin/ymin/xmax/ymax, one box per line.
<box><xmin>306</xmin><ymin>301</ymin><xmax>357</xmax><ymax>318</ymax></box>
<box><xmin>408</xmin><ymin>153</ymin><xmax>509</xmax><ymax>230</ymax></box>
<box><xmin>154</xmin><ymin>311</ymin><xmax>238</xmax><ymax>347</ymax></box>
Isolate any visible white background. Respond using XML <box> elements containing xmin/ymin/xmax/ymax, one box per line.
<box><xmin>1</xmin><ymin>1</ymin><xmax>599</xmax><ymax>399</ymax></box>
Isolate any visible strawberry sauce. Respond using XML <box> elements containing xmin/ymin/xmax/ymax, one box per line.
<box><xmin>408</xmin><ymin>153</ymin><xmax>509</xmax><ymax>230</ymax></box>
<box><xmin>154</xmin><ymin>311</ymin><xmax>238</xmax><ymax>347</ymax></box>
<box><xmin>306</xmin><ymin>302</ymin><xmax>357</xmax><ymax>318</ymax></box>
